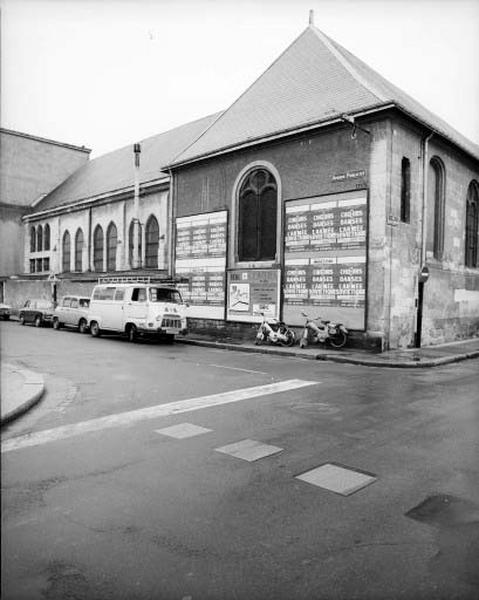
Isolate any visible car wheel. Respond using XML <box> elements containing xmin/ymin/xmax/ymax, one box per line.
<box><xmin>90</xmin><ymin>321</ymin><xmax>101</xmax><ymax>337</ymax></box>
<box><xmin>19</xmin><ymin>314</ymin><xmax>25</xmax><ymax>326</ymax></box>
<box><xmin>34</xmin><ymin>315</ymin><xmax>42</xmax><ymax>328</ymax></box>
<box><xmin>53</xmin><ymin>318</ymin><xmax>61</xmax><ymax>330</ymax></box>
<box><xmin>79</xmin><ymin>319</ymin><xmax>88</xmax><ymax>334</ymax></box>
<box><xmin>127</xmin><ymin>324</ymin><xmax>137</xmax><ymax>343</ymax></box>
<box><xmin>3</xmin><ymin>315</ymin><xmax>10</xmax><ymax>321</ymax></box>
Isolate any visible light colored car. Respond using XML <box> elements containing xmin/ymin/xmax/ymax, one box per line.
<box><xmin>19</xmin><ymin>299</ymin><xmax>55</xmax><ymax>327</ymax></box>
<box><xmin>0</xmin><ymin>303</ymin><xmax>12</xmax><ymax>320</ymax></box>
<box><xmin>53</xmin><ymin>295</ymin><xmax>91</xmax><ymax>333</ymax></box>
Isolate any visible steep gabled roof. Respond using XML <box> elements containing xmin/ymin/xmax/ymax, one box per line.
<box><xmin>170</xmin><ymin>25</ymin><xmax>479</xmax><ymax>166</ymax></box>
<box><xmin>33</xmin><ymin>112</ymin><xmax>221</xmax><ymax>214</ymax></box>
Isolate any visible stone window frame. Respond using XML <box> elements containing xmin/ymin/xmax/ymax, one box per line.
<box><xmin>145</xmin><ymin>214</ymin><xmax>159</xmax><ymax>269</ymax></box>
<box><xmin>428</xmin><ymin>156</ymin><xmax>446</xmax><ymax>260</ymax></box>
<box><xmin>30</xmin><ymin>226</ymin><xmax>36</xmax><ymax>252</ymax></box>
<box><xmin>465</xmin><ymin>180</ymin><xmax>479</xmax><ymax>268</ymax></box>
<box><xmin>106</xmin><ymin>221</ymin><xmax>118</xmax><ymax>272</ymax></box>
<box><xmin>400</xmin><ymin>157</ymin><xmax>411</xmax><ymax>223</ymax></box>
<box><xmin>75</xmin><ymin>228</ymin><xmax>84</xmax><ymax>272</ymax></box>
<box><xmin>231</xmin><ymin>161</ymin><xmax>282</xmax><ymax>268</ymax></box>
<box><xmin>62</xmin><ymin>230</ymin><xmax>71</xmax><ymax>273</ymax></box>
<box><xmin>93</xmin><ymin>225</ymin><xmax>104</xmax><ymax>272</ymax></box>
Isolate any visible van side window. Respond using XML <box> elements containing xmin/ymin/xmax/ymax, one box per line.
<box><xmin>79</xmin><ymin>299</ymin><xmax>90</xmax><ymax>308</ymax></box>
<box><xmin>104</xmin><ymin>287</ymin><xmax>116</xmax><ymax>300</ymax></box>
<box><xmin>114</xmin><ymin>288</ymin><xmax>125</xmax><ymax>301</ymax></box>
<box><xmin>93</xmin><ymin>287</ymin><xmax>104</xmax><ymax>300</ymax></box>
<box><xmin>62</xmin><ymin>298</ymin><xmax>71</xmax><ymax>307</ymax></box>
<box><xmin>71</xmin><ymin>299</ymin><xmax>79</xmax><ymax>308</ymax></box>
<box><xmin>132</xmin><ymin>288</ymin><xmax>146</xmax><ymax>302</ymax></box>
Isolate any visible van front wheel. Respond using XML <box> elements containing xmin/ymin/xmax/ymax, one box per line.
<box><xmin>90</xmin><ymin>321</ymin><xmax>101</xmax><ymax>337</ymax></box>
<box><xmin>127</xmin><ymin>324</ymin><xmax>137</xmax><ymax>343</ymax></box>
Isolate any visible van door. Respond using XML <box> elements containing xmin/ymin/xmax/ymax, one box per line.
<box><xmin>124</xmin><ymin>287</ymin><xmax>148</xmax><ymax>325</ymax></box>
<box><xmin>100</xmin><ymin>287</ymin><xmax>121</xmax><ymax>330</ymax></box>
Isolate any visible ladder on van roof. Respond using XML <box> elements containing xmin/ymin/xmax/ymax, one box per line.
<box><xmin>97</xmin><ymin>276</ymin><xmax>151</xmax><ymax>284</ymax></box>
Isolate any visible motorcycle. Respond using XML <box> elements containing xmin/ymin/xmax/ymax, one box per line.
<box><xmin>254</xmin><ymin>312</ymin><xmax>296</xmax><ymax>346</ymax></box>
<box><xmin>299</xmin><ymin>312</ymin><xmax>348</xmax><ymax>349</ymax></box>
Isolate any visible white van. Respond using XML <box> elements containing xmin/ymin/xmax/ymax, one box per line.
<box><xmin>87</xmin><ymin>279</ymin><xmax>188</xmax><ymax>342</ymax></box>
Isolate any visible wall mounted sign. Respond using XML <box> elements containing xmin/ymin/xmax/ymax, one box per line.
<box><xmin>332</xmin><ymin>170</ymin><xmax>366</xmax><ymax>182</ymax></box>
<box><xmin>175</xmin><ymin>211</ymin><xmax>227</xmax><ymax>319</ymax></box>
<box><xmin>283</xmin><ymin>190</ymin><xmax>367</xmax><ymax>330</ymax></box>
<box><xmin>227</xmin><ymin>269</ymin><xmax>280</xmax><ymax>322</ymax></box>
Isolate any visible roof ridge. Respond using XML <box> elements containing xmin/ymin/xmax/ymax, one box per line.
<box><xmin>170</xmin><ymin>26</ymin><xmax>316</xmax><ymax>166</ymax></box>
<box><xmin>310</xmin><ymin>26</ymin><xmax>387</xmax><ymax>104</ymax></box>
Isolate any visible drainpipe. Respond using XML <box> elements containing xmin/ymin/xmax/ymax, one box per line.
<box><xmin>415</xmin><ymin>131</ymin><xmax>433</xmax><ymax>348</ymax></box>
<box><xmin>167</xmin><ymin>167</ymin><xmax>175</xmax><ymax>279</ymax></box>
<box><xmin>132</xmin><ymin>143</ymin><xmax>141</xmax><ymax>269</ymax></box>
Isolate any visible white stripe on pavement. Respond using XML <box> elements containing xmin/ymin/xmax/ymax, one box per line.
<box><xmin>1</xmin><ymin>379</ymin><xmax>318</xmax><ymax>453</ymax></box>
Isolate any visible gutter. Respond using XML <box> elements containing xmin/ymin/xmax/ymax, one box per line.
<box><xmin>22</xmin><ymin>176</ymin><xmax>170</xmax><ymax>222</ymax></box>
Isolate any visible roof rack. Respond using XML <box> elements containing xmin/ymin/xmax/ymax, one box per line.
<box><xmin>97</xmin><ymin>276</ymin><xmax>151</xmax><ymax>284</ymax></box>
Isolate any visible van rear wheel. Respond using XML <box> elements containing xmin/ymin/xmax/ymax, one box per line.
<box><xmin>90</xmin><ymin>321</ymin><xmax>101</xmax><ymax>337</ymax></box>
<box><xmin>78</xmin><ymin>319</ymin><xmax>88</xmax><ymax>334</ymax></box>
<box><xmin>127</xmin><ymin>324</ymin><xmax>137</xmax><ymax>343</ymax></box>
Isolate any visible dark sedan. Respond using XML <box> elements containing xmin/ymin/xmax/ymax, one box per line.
<box><xmin>19</xmin><ymin>299</ymin><xmax>55</xmax><ymax>327</ymax></box>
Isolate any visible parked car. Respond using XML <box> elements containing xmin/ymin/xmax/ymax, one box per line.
<box><xmin>19</xmin><ymin>299</ymin><xmax>55</xmax><ymax>327</ymax></box>
<box><xmin>0</xmin><ymin>302</ymin><xmax>12</xmax><ymax>320</ymax></box>
<box><xmin>53</xmin><ymin>295</ymin><xmax>90</xmax><ymax>333</ymax></box>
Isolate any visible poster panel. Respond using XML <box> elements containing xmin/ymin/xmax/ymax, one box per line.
<box><xmin>283</xmin><ymin>190</ymin><xmax>367</xmax><ymax>329</ymax></box>
<box><xmin>227</xmin><ymin>269</ymin><xmax>281</xmax><ymax>322</ymax></box>
<box><xmin>175</xmin><ymin>211</ymin><xmax>227</xmax><ymax>319</ymax></box>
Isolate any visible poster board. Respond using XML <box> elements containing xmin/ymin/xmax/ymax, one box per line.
<box><xmin>175</xmin><ymin>211</ymin><xmax>227</xmax><ymax>319</ymax></box>
<box><xmin>283</xmin><ymin>190</ymin><xmax>367</xmax><ymax>329</ymax></box>
<box><xmin>227</xmin><ymin>269</ymin><xmax>281</xmax><ymax>322</ymax></box>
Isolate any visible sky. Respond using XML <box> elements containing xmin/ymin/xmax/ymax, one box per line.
<box><xmin>1</xmin><ymin>0</ymin><xmax>479</xmax><ymax>158</ymax></box>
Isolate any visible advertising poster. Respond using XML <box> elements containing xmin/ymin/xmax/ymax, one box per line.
<box><xmin>227</xmin><ymin>269</ymin><xmax>281</xmax><ymax>322</ymax></box>
<box><xmin>175</xmin><ymin>211</ymin><xmax>227</xmax><ymax>319</ymax></box>
<box><xmin>283</xmin><ymin>190</ymin><xmax>367</xmax><ymax>329</ymax></box>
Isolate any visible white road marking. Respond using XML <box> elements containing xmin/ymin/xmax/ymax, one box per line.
<box><xmin>155</xmin><ymin>423</ymin><xmax>212</xmax><ymax>439</ymax></box>
<box><xmin>215</xmin><ymin>439</ymin><xmax>283</xmax><ymax>462</ymax></box>
<box><xmin>1</xmin><ymin>379</ymin><xmax>318</xmax><ymax>453</ymax></box>
<box><xmin>208</xmin><ymin>364</ymin><xmax>269</xmax><ymax>375</ymax></box>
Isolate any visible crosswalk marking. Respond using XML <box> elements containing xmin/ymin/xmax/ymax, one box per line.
<box><xmin>1</xmin><ymin>379</ymin><xmax>318</xmax><ymax>453</ymax></box>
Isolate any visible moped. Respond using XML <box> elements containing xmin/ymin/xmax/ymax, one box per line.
<box><xmin>299</xmin><ymin>311</ymin><xmax>348</xmax><ymax>349</ymax></box>
<box><xmin>254</xmin><ymin>312</ymin><xmax>296</xmax><ymax>346</ymax></box>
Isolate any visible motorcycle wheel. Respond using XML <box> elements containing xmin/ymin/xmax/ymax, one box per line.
<box><xmin>329</xmin><ymin>329</ymin><xmax>347</xmax><ymax>349</ymax></box>
<box><xmin>299</xmin><ymin>336</ymin><xmax>308</xmax><ymax>349</ymax></box>
<box><xmin>280</xmin><ymin>330</ymin><xmax>296</xmax><ymax>347</ymax></box>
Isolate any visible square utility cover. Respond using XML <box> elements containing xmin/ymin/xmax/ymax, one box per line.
<box><xmin>215</xmin><ymin>439</ymin><xmax>283</xmax><ymax>462</ymax></box>
<box><xmin>155</xmin><ymin>423</ymin><xmax>212</xmax><ymax>439</ymax></box>
<box><xmin>296</xmin><ymin>463</ymin><xmax>376</xmax><ymax>496</ymax></box>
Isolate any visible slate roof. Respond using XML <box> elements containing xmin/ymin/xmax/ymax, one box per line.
<box><xmin>33</xmin><ymin>112</ymin><xmax>221</xmax><ymax>214</ymax></box>
<box><xmin>170</xmin><ymin>25</ymin><xmax>479</xmax><ymax>166</ymax></box>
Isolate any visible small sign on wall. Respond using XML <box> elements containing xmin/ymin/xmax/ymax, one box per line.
<box><xmin>227</xmin><ymin>269</ymin><xmax>280</xmax><ymax>322</ymax></box>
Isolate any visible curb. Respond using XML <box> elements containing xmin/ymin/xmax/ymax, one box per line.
<box><xmin>1</xmin><ymin>367</ymin><xmax>45</xmax><ymax>426</ymax></box>
<box><xmin>178</xmin><ymin>338</ymin><xmax>479</xmax><ymax>368</ymax></box>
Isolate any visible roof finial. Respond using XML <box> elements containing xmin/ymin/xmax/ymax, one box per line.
<box><xmin>309</xmin><ymin>9</ymin><xmax>314</xmax><ymax>26</ymax></box>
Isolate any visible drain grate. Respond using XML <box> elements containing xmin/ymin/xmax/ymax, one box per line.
<box><xmin>295</xmin><ymin>462</ymin><xmax>377</xmax><ymax>496</ymax></box>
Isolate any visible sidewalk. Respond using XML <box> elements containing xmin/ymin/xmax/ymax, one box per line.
<box><xmin>1</xmin><ymin>363</ymin><xmax>45</xmax><ymax>426</ymax></box>
<box><xmin>179</xmin><ymin>333</ymin><xmax>479</xmax><ymax>368</ymax></box>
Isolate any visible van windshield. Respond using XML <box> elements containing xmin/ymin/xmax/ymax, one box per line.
<box><xmin>149</xmin><ymin>288</ymin><xmax>182</xmax><ymax>303</ymax></box>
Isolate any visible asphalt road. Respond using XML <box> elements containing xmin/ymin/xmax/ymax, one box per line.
<box><xmin>1</xmin><ymin>321</ymin><xmax>478</xmax><ymax>600</ymax></box>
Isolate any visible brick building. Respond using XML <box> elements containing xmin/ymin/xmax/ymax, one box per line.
<box><xmin>167</xmin><ymin>24</ymin><xmax>479</xmax><ymax>349</ymax></box>
<box><xmin>9</xmin><ymin>23</ymin><xmax>479</xmax><ymax>349</ymax></box>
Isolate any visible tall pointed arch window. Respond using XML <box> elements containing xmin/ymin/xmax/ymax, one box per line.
<box><xmin>145</xmin><ymin>215</ymin><xmax>159</xmax><ymax>268</ymax></box>
<box><xmin>37</xmin><ymin>225</ymin><xmax>43</xmax><ymax>252</ymax></box>
<box><xmin>465</xmin><ymin>181</ymin><xmax>479</xmax><ymax>268</ymax></box>
<box><xmin>62</xmin><ymin>230</ymin><xmax>71</xmax><ymax>273</ymax></box>
<box><xmin>427</xmin><ymin>157</ymin><xmax>445</xmax><ymax>259</ymax></box>
<box><xmin>75</xmin><ymin>228</ymin><xmax>84</xmax><ymax>272</ymax></box>
<box><xmin>400</xmin><ymin>157</ymin><xmax>411</xmax><ymax>223</ymax></box>
<box><xmin>93</xmin><ymin>225</ymin><xmax>104</xmax><ymax>272</ymax></box>
<box><xmin>30</xmin><ymin>226</ymin><xmax>36</xmax><ymax>252</ymax></box>
<box><xmin>238</xmin><ymin>168</ymin><xmax>277</xmax><ymax>262</ymax></box>
<box><xmin>106</xmin><ymin>222</ymin><xmax>117</xmax><ymax>271</ymax></box>
<box><xmin>128</xmin><ymin>220</ymin><xmax>142</xmax><ymax>268</ymax></box>
<box><xmin>44</xmin><ymin>224</ymin><xmax>50</xmax><ymax>250</ymax></box>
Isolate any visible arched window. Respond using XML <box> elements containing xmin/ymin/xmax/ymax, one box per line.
<box><xmin>30</xmin><ymin>226</ymin><xmax>36</xmax><ymax>252</ymax></box>
<box><xmin>145</xmin><ymin>215</ymin><xmax>159</xmax><ymax>268</ymax></box>
<box><xmin>427</xmin><ymin>157</ymin><xmax>445</xmax><ymax>259</ymax></box>
<box><xmin>62</xmin><ymin>230</ymin><xmax>71</xmax><ymax>273</ymax></box>
<box><xmin>128</xmin><ymin>220</ymin><xmax>142</xmax><ymax>268</ymax></box>
<box><xmin>465</xmin><ymin>181</ymin><xmax>479</xmax><ymax>268</ymax></box>
<box><xmin>106</xmin><ymin>222</ymin><xmax>117</xmax><ymax>271</ymax></box>
<box><xmin>238</xmin><ymin>168</ymin><xmax>277</xmax><ymax>261</ymax></box>
<box><xmin>400</xmin><ymin>157</ymin><xmax>411</xmax><ymax>223</ymax></box>
<box><xmin>93</xmin><ymin>225</ymin><xmax>104</xmax><ymax>272</ymax></box>
<box><xmin>44</xmin><ymin>224</ymin><xmax>50</xmax><ymax>250</ymax></box>
<box><xmin>37</xmin><ymin>225</ymin><xmax>43</xmax><ymax>252</ymax></box>
<box><xmin>75</xmin><ymin>228</ymin><xmax>84</xmax><ymax>272</ymax></box>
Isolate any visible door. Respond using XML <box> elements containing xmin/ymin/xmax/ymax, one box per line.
<box><xmin>123</xmin><ymin>287</ymin><xmax>148</xmax><ymax>323</ymax></box>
